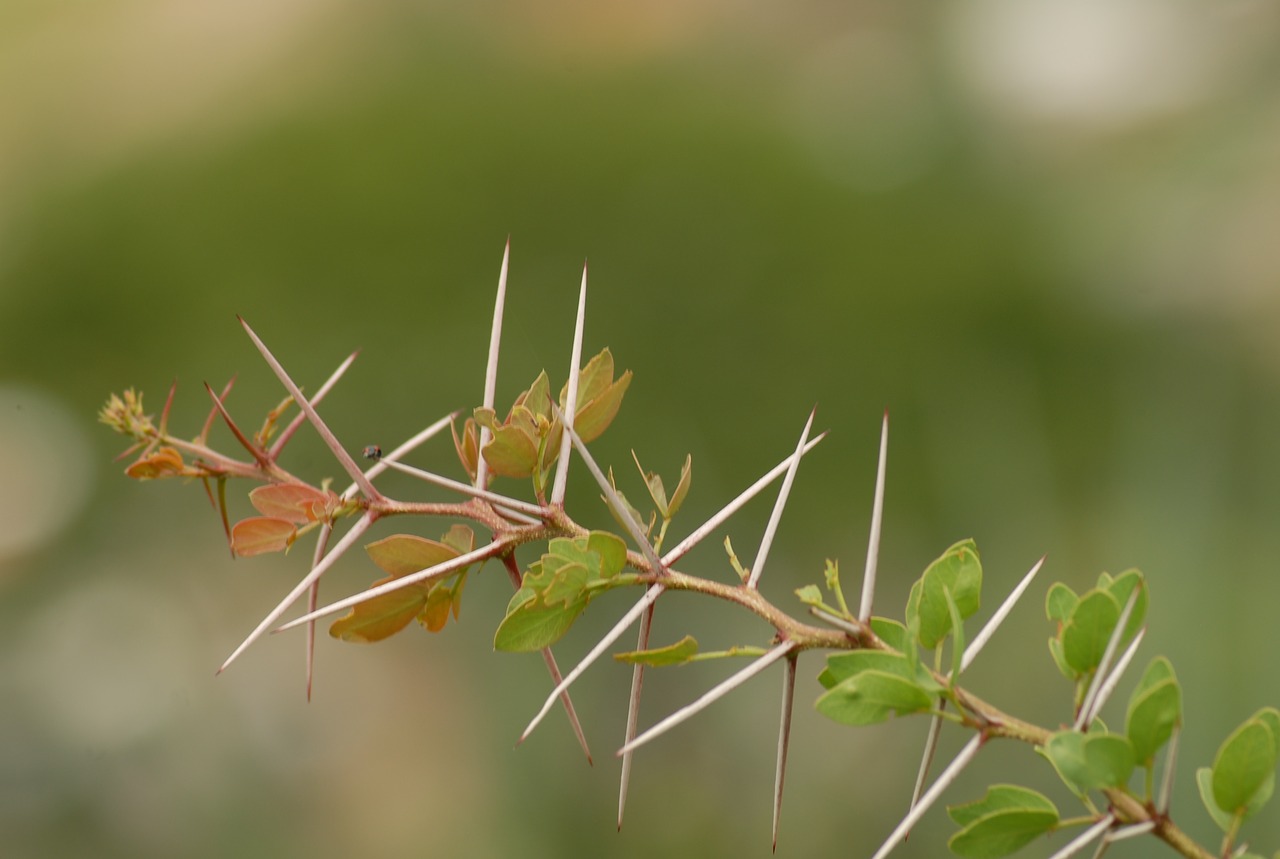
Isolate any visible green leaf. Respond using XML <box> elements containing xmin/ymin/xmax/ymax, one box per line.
<box><xmin>1105</xmin><ymin>569</ymin><xmax>1147</xmax><ymax>640</ymax></box>
<box><xmin>1043</xmin><ymin>731</ymin><xmax>1135</xmax><ymax>792</ymax></box>
<box><xmin>947</xmin><ymin>786</ymin><xmax>1059</xmax><ymax>859</ymax></box>
<box><xmin>1197</xmin><ymin>766</ymin><xmax>1235</xmax><ymax>832</ymax></box>
<box><xmin>948</xmin><ymin>784</ymin><xmax>1058</xmax><ymax>826</ymax></box>
<box><xmin>1060</xmin><ymin>589</ymin><xmax>1120</xmax><ymax>675</ymax></box>
<box><xmin>1125</xmin><ymin>658</ymin><xmax>1181</xmax><ymax>766</ymax></box>
<box><xmin>1047</xmin><ymin>637</ymin><xmax>1073</xmax><ymax>679</ymax></box>
<box><xmin>564</xmin><ymin>349</ymin><xmax>632</xmax><ymax>443</ymax></box>
<box><xmin>819</xmin><ymin>650</ymin><xmax>940</xmax><ymax>692</ymax></box>
<box><xmin>944</xmin><ymin>584</ymin><xmax>965</xmax><ymax>680</ymax></box>
<box><xmin>667</xmin><ymin>454</ymin><xmax>692</xmax><ymax>518</ymax></box>
<box><xmin>814</xmin><ymin>669</ymin><xmax>934</xmax><ymax>726</ymax></box>
<box><xmin>518</xmin><ymin>370</ymin><xmax>553</xmax><ymax>420</ymax></box>
<box><xmin>586</xmin><ymin>530</ymin><xmax>627</xmax><ymax>577</ymax></box>
<box><xmin>1212</xmin><ymin>716</ymin><xmax>1278</xmax><ymax>816</ymax></box>
<box><xmin>795</xmin><ymin>584</ymin><xmax>824</xmax><ymax>608</ymax></box>
<box><xmin>724</xmin><ymin>536</ymin><xmax>750</xmax><ymax>582</ymax></box>
<box><xmin>870</xmin><ymin>617</ymin><xmax>909</xmax><ymax>652</ymax></box>
<box><xmin>632</xmin><ymin>451</ymin><xmax>669</xmax><ymax>517</ymax></box>
<box><xmin>948</xmin><ymin>809</ymin><xmax>1058</xmax><ymax>859</ymax></box>
<box><xmin>493</xmin><ymin>595</ymin><xmax>587</xmax><ymax>652</ymax></box>
<box><xmin>613</xmin><ymin>635</ymin><xmax>699</xmax><ymax>667</ymax></box>
<box><xmin>1045</xmin><ymin>582</ymin><xmax>1078</xmax><ymax>625</ymax></box>
<box><xmin>906</xmin><ymin>539</ymin><xmax>983</xmax><ymax>650</ymax></box>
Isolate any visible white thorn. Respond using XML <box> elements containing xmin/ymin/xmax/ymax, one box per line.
<box><xmin>748</xmin><ymin>409</ymin><xmax>815</xmax><ymax>590</ymax></box>
<box><xmin>475</xmin><ymin>238</ymin><xmax>510</xmax><ymax>490</ymax></box>
<box><xmin>859</xmin><ymin>411</ymin><xmax>888</xmax><ymax>623</ymax></box>
<box><xmin>551</xmin><ymin>265</ymin><xmax>587</xmax><ymax>506</ymax></box>
<box><xmin>961</xmin><ymin>555</ymin><xmax>1045</xmax><ymax>672</ymax></box>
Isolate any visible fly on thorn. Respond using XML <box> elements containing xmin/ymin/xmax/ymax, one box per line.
<box><xmin>361</xmin><ymin>445</ymin><xmax>383</xmax><ymax>460</ymax></box>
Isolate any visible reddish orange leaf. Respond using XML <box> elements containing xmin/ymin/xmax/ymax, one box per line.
<box><xmin>249</xmin><ymin>484</ymin><xmax>332</xmax><ymax>524</ymax></box>
<box><xmin>124</xmin><ymin>446</ymin><xmax>186</xmax><ymax>480</ymax></box>
<box><xmin>329</xmin><ymin>577</ymin><xmax>429</xmax><ymax>643</ymax></box>
<box><xmin>230</xmin><ymin>517</ymin><xmax>297</xmax><ymax>556</ymax></box>
<box><xmin>418</xmin><ymin>584</ymin><xmax>454</xmax><ymax>633</ymax></box>
<box><xmin>365</xmin><ymin>534</ymin><xmax>461</xmax><ymax>577</ymax></box>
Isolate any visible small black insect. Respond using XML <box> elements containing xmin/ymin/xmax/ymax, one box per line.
<box><xmin>361</xmin><ymin>445</ymin><xmax>383</xmax><ymax>460</ymax></box>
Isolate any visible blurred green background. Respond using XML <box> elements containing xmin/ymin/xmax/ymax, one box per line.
<box><xmin>4</xmin><ymin>1</ymin><xmax>1280</xmax><ymax>856</ymax></box>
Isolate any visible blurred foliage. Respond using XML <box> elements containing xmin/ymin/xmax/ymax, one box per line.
<box><xmin>4</xmin><ymin>1</ymin><xmax>1280</xmax><ymax>857</ymax></box>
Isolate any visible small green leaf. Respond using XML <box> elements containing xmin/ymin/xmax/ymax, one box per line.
<box><xmin>724</xmin><ymin>535</ymin><xmax>750</xmax><ymax>582</ymax></box>
<box><xmin>947</xmin><ymin>808</ymin><xmax>1058</xmax><ymax>859</ymax></box>
<box><xmin>1197</xmin><ymin>766</ymin><xmax>1235</xmax><ymax>832</ymax></box>
<box><xmin>613</xmin><ymin>635</ymin><xmax>699</xmax><ymax>667</ymax></box>
<box><xmin>1047</xmin><ymin>637</ymin><xmax>1073</xmax><ymax>679</ymax></box>
<box><xmin>667</xmin><ymin>454</ymin><xmax>692</xmax><ymax>518</ymax></box>
<box><xmin>1045</xmin><ymin>582</ymin><xmax>1078</xmax><ymax>624</ymax></box>
<box><xmin>869</xmin><ymin>616</ymin><xmax>908</xmax><ymax>652</ymax></box>
<box><xmin>815</xmin><ymin>669</ymin><xmax>934</xmax><ymax>726</ymax></box>
<box><xmin>1060</xmin><ymin>589</ymin><xmax>1120</xmax><ymax>675</ymax></box>
<box><xmin>944</xmin><ymin>585</ymin><xmax>965</xmax><ymax>680</ymax></box>
<box><xmin>493</xmin><ymin>595</ymin><xmax>587</xmax><ymax>652</ymax></box>
<box><xmin>947</xmin><ymin>786</ymin><xmax>1059</xmax><ymax>859</ymax></box>
<box><xmin>1212</xmin><ymin>716</ymin><xmax>1277</xmax><ymax>817</ymax></box>
<box><xmin>1044</xmin><ymin>731</ymin><xmax>1135</xmax><ymax>792</ymax></box>
<box><xmin>795</xmin><ymin>584</ymin><xmax>824</xmax><ymax>607</ymax></box>
<box><xmin>1125</xmin><ymin>658</ymin><xmax>1181</xmax><ymax>767</ymax></box>
<box><xmin>948</xmin><ymin>784</ymin><xmax>1058</xmax><ymax>826</ymax></box>
<box><xmin>586</xmin><ymin>530</ymin><xmax>627</xmax><ymax>577</ymax></box>
<box><xmin>906</xmin><ymin>539</ymin><xmax>983</xmax><ymax>650</ymax></box>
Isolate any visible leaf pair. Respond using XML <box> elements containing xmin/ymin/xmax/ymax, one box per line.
<box><xmin>1046</xmin><ymin>570</ymin><xmax>1146</xmax><ymax>681</ymax></box>
<box><xmin>493</xmin><ymin>531</ymin><xmax>628</xmax><ymax>652</ymax></box>
<box><xmin>1198</xmin><ymin>707</ymin><xmax>1280</xmax><ymax>832</ymax></box>
<box><xmin>328</xmin><ymin>525</ymin><xmax>477</xmax><ymax>643</ymax></box>
<box><xmin>458</xmin><ymin>349</ymin><xmax>631</xmax><ymax>483</ymax></box>
<box><xmin>947</xmin><ymin>785</ymin><xmax>1059</xmax><ymax>859</ymax></box>
<box><xmin>814</xmin><ymin>649</ymin><xmax>941</xmax><ymax>726</ymax></box>
<box><xmin>230</xmin><ymin>484</ymin><xmax>343</xmax><ymax>556</ymax></box>
<box><xmin>906</xmin><ymin>538</ymin><xmax>983</xmax><ymax>650</ymax></box>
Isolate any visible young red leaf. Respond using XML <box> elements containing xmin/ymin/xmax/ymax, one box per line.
<box><xmin>124</xmin><ymin>446</ymin><xmax>187</xmax><ymax>480</ymax></box>
<box><xmin>249</xmin><ymin>484</ymin><xmax>333</xmax><ymax>524</ymax></box>
<box><xmin>365</xmin><ymin>533</ymin><xmax>462</xmax><ymax>577</ymax></box>
<box><xmin>230</xmin><ymin>517</ymin><xmax>297</xmax><ymax>556</ymax></box>
<box><xmin>329</xmin><ymin>575</ymin><xmax>429</xmax><ymax>643</ymax></box>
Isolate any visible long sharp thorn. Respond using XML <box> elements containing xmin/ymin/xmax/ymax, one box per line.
<box><xmin>218</xmin><ymin>511</ymin><xmax>376</xmax><ymax>674</ymax></box>
<box><xmin>551</xmin><ymin>264</ymin><xmax>587</xmax><ymax>506</ymax></box>
<box><xmin>238</xmin><ymin>317</ymin><xmax>381</xmax><ymax>502</ymax></box>
<box><xmin>198</xmin><ymin>376</ymin><xmax>236</xmax><ymax>444</ymax></box>
<box><xmin>1157</xmin><ymin>727</ymin><xmax>1179</xmax><ymax>815</ymax></box>
<box><xmin>275</xmin><ymin>541</ymin><xmax>497</xmax><ymax>632</ymax></box>
<box><xmin>475</xmin><ymin>238</ymin><xmax>510</xmax><ymax>490</ymax></box>
<box><xmin>522</xmin><ymin>584</ymin><xmax>665</xmax><ymax>742</ymax></box>
<box><xmin>378</xmin><ymin>459</ymin><xmax>545</xmax><ymax>515</ymax></box>
<box><xmin>271</xmin><ymin>350</ymin><xmax>359</xmax><ymax>459</ymax></box>
<box><xmin>158</xmin><ymin>378</ymin><xmax>178</xmax><ymax>436</ymax></box>
<box><xmin>868</xmin><ymin>733</ymin><xmax>983</xmax><ymax>859</ymax></box>
<box><xmin>1045</xmin><ymin>814</ymin><xmax>1114</xmax><ymax>859</ymax></box>
<box><xmin>1074</xmin><ymin>587</ymin><xmax>1142</xmax><ymax>730</ymax></box>
<box><xmin>203</xmin><ymin>382</ymin><xmax>270</xmax><ymax>467</ymax></box>
<box><xmin>305</xmin><ymin>522</ymin><xmax>335</xmax><ymax>702</ymax></box>
<box><xmin>499</xmin><ymin>555</ymin><xmax>592</xmax><ymax>763</ymax></box>
<box><xmin>1088</xmin><ymin>628</ymin><xmax>1145</xmax><ymax>722</ymax></box>
<box><xmin>859</xmin><ymin>410</ymin><xmax>889</xmax><ymax>623</ymax></box>
<box><xmin>961</xmin><ymin>555</ymin><xmax>1045</xmax><ymax>672</ymax></box>
<box><xmin>748</xmin><ymin>408</ymin><xmax>815</xmax><ymax>590</ymax></box>
<box><xmin>619</xmin><ymin>641</ymin><xmax>796</xmax><ymax>756</ymax></box>
<box><xmin>664</xmin><ymin>434</ymin><xmax>827</xmax><ymax>566</ymax></box>
<box><xmin>618</xmin><ymin>600</ymin><xmax>655</xmax><ymax>831</ymax></box>
<box><xmin>909</xmin><ymin>711</ymin><xmax>945</xmax><ymax>813</ymax></box>
<box><xmin>338</xmin><ymin>411</ymin><xmax>459</xmax><ymax>500</ymax></box>
<box><xmin>557</xmin><ymin>410</ymin><xmax>665</xmax><ymax>574</ymax></box>
<box><xmin>772</xmin><ymin>653</ymin><xmax>797</xmax><ymax>852</ymax></box>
